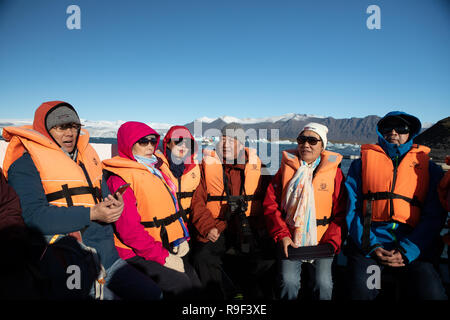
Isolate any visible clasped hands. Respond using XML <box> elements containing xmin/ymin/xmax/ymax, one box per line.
<box><xmin>373</xmin><ymin>247</ymin><xmax>405</xmax><ymax>267</ymax></box>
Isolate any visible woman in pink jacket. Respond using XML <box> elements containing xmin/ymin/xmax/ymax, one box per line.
<box><xmin>102</xmin><ymin>121</ymin><xmax>200</xmax><ymax>299</ymax></box>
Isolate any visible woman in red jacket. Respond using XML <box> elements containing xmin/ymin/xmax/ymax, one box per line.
<box><xmin>263</xmin><ymin>123</ymin><xmax>347</xmax><ymax>300</ymax></box>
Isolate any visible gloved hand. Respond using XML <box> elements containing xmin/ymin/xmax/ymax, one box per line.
<box><xmin>172</xmin><ymin>241</ymin><xmax>190</xmax><ymax>257</ymax></box>
<box><xmin>164</xmin><ymin>253</ymin><xmax>185</xmax><ymax>273</ymax></box>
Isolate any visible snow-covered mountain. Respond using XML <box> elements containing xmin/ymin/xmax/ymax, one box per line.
<box><xmin>0</xmin><ymin>113</ymin><xmax>323</xmax><ymax>138</ymax></box>
<box><xmin>0</xmin><ymin>113</ymin><xmax>437</xmax><ymax>143</ymax></box>
<box><xmin>194</xmin><ymin>113</ymin><xmax>325</xmax><ymax>124</ymax></box>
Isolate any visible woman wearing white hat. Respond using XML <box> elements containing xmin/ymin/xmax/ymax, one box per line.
<box><xmin>263</xmin><ymin>122</ymin><xmax>348</xmax><ymax>300</ymax></box>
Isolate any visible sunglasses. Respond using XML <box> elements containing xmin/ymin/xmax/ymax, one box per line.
<box><xmin>379</xmin><ymin>124</ymin><xmax>410</xmax><ymax>135</ymax></box>
<box><xmin>53</xmin><ymin>123</ymin><xmax>83</xmax><ymax>132</ymax></box>
<box><xmin>137</xmin><ymin>137</ymin><xmax>158</xmax><ymax>147</ymax></box>
<box><xmin>297</xmin><ymin>135</ymin><xmax>321</xmax><ymax>146</ymax></box>
<box><xmin>172</xmin><ymin>138</ymin><xmax>194</xmax><ymax>148</ymax></box>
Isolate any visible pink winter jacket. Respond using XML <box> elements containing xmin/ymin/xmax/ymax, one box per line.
<box><xmin>106</xmin><ymin>121</ymin><xmax>169</xmax><ymax>265</ymax></box>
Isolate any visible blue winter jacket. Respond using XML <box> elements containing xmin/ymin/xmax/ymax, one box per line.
<box><xmin>7</xmin><ymin>152</ymin><xmax>120</xmax><ymax>269</ymax></box>
<box><xmin>345</xmin><ymin>111</ymin><xmax>446</xmax><ymax>263</ymax></box>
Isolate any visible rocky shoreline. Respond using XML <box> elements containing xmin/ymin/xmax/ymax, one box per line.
<box><xmin>415</xmin><ymin>117</ymin><xmax>449</xmax><ymax>163</ymax></box>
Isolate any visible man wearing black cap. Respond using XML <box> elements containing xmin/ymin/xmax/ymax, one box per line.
<box><xmin>344</xmin><ymin>111</ymin><xmax>447</xmax><ymax>300</ymax></box>
<box><xmin>44</xmin><ymin>104</ymin><xmax>83</xmax><ymax>158</ymax></box>
<box><xmin>2</xmin><ymin>101</ymin><xmax>162</xmax><ymax>300</ymax></box>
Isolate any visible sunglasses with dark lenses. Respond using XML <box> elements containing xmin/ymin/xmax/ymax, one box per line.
<box><xmin>172</xmin><ymin>138</ymin><xmax>194</xmax><ymax>148</ymax></box>
<box><xmin>379</xmin><ymin>124</ymin><xmax>410</xmax><ymax>135</ymax></box>
<box><xmin>297</xmin><ymin>135</ymin><xmax>321</xmax><ymax>145</ymax></box>
<box><xmin>137</xmin><ymin>137</ymin><xmax>158</xmax><ymax>146</ymax></box>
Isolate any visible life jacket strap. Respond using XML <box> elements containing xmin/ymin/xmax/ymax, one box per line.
<box><xmin>206</xmin><ymin>193</ymin><xmax>264</xmax><ymax>202</ymax></box>
<box><xmin>140</xmin><ymin>210</ymin><xmax>187</xmax><ymax>252</ymax></box>
<box><xmin>316</xmin><ymin>216</ymin><xmax>334</xmax><ymax>226</ymax></box>
<box><xmin>46</xmin><ymin>185</ymin><xmax>102</xmax><ymax>205</ymax></box>
<box><xmin>362</xmin><ymin>191</ymin><xmax>422</xmax><ymax>207</ymax></box>
<box><xmin>177</xmin><ymin>191</ymin><xmax>194</xmax><ymax>199</ymax></box>
<box><xmin>361</xmin><ymin>191</ymin><xmax>422</xmax><ymax>253</ymax></box>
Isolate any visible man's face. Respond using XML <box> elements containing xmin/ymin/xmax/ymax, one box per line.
<box><xmin>218</xmin><ymin>135</ymin><xmax>243</xmax><ymax>163</ymax></box>
<box><xmin>379</xmin><ymin>119</ymin><xmax>410</xmax><ymax>146</ymax></box>
<box><xmin>49</xmin><ymin>122</ymin><xmax>81</xmax><ymax>153</ymax></box>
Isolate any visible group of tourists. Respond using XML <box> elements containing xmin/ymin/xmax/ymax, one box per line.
<box><xmin>0</xmin><ymin>100</ymin><xmax>448</xmax><ymax>300</ymax></box>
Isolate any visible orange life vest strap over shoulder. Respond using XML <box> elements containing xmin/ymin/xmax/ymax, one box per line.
<box><xmin>360</xmin><ymin>143</ymin><xmax>430</xmax><ymax>252</ymax></box>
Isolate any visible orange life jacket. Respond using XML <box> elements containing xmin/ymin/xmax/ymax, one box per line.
<box><xmin>102</xmin><ymin>154</ymin><xmax>187</xmax><ymax>252</ymax></box>
<box><xmin>361</xmin><ymin>144</ymin><xmax>430</xmax><ymax>227</ymax></box>
<box><xmin>2</xmin><ymin>126</ymin><xmax>103</xmax><ymax>208</ymax></box>
<box><xmin>279</xmin><ymin>149</ymin><xmax>342</xmax><ymax>241</ymax></box>
<box><xmin>2</xmin><ymin>126</ymin><xmax>103</xmax><ymax>244</ymax></box>
<box><xmin>157</xmin><ymin>150</ymin><xmax>201</xmax><ymax>216</ymax></box>
<box><xmin>202</xmin><ymin>148</ymin><xmax>262</xmax><ymax>219</ymax></box>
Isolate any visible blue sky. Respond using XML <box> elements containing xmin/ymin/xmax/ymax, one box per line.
<box><xmin>0</xmin><ymin>0</ymin><xmax>449</xmax><ymax>124</ymax></box>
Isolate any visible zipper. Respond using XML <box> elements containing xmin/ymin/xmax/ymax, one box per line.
<box><xmin>389</xmin><ymin>155</ymin><xmax>399</xmax><ymax>218</ymax></box>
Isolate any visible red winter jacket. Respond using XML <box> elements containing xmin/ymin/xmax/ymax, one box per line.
<box><xmin>263</xmin><ymin>166</ymin><xmax>348</xmax><ymax>253</ymax></box>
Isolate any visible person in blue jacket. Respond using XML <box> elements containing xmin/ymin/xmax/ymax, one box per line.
<box><xmin>344</xmin><ymin>111</ymin><xmax>447</xmax><ymax>300</ymax></box>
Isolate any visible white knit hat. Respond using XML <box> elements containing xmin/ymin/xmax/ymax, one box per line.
<box><xmin>301</xmin><ymin>122</ymin><xmax>328</xmax><ymax>149</ymax></box>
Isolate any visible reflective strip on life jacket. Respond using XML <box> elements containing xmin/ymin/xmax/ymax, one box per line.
<box><xmin>280</xmin><ymin>149</ymin><xmax>342</xmax><ymax>241</ymax></box>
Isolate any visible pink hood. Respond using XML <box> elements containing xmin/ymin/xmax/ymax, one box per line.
<box><xmin>117</xmin><ymin>121</ymin><xmax>160</xmax><ymax>161</ymax></box>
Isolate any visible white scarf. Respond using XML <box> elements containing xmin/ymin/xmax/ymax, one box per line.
<box><xmin>282</xmin><ymin>156</ymin><xmax>321</xmax><ymax>248</ymax></box>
